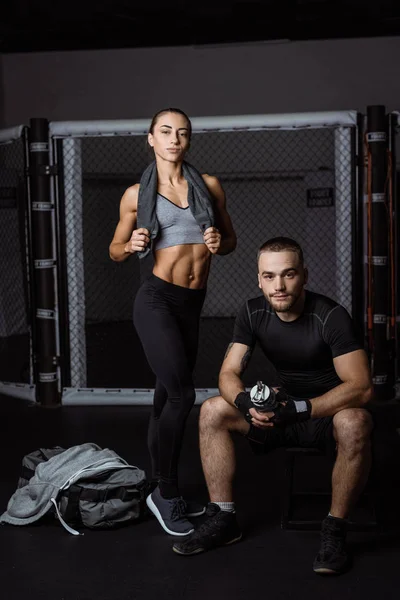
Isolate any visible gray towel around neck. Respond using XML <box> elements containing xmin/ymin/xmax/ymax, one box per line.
<box><xmin>136</xmin><ymin>160</ymin><xmax>215</xmax><ymax>258</ymax></box>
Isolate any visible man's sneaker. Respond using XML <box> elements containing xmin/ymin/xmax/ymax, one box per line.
<box><xmin>146</xmin><ymin>487</ymin><xmax>194</xmax><ymax>536</ymax></box>
<box><xmin>185</xmin><ymin>500</ymin><xmax>206</xmax><ymax>518</ymax></box>
<box><xmin>313</xmin><ymin>516</ymin><xmax>350</xmax><ymax>575</ymax></box>
<box><xmin>172</xmin><ymin>503</ymin><xmax>242</xmax><ymax>555</ymax></box>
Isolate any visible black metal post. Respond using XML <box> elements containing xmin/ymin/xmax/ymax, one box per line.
<box><xmin>396</xmin><ymin>170</ymin><xmax>400</xmax><ymax>385</ymax></box>
<box><xmin>388</xmin><ymin>113</ymin><xmax>398</xmax><ymax>384</ymax></box>
<box><xmin>366</xmin><ymin>105</ymin><xmax>393</xmax><ymax>400</ymax></box>
<box><xmin>28</xmin><ymin>118</ymin><xmax>60</xmax><ymax>406</ymax></box>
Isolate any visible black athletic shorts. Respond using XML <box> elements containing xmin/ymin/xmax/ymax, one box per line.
<box><xmin>246</xmin><ymin>416</ymin><xmax>336</xmax><ymax>456</ymax></box>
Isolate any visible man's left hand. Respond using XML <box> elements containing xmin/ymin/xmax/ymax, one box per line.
<box><xmin>270</xmin><ymin>398</ymin><xmax>312</xmax><ymax>427</ymax></box>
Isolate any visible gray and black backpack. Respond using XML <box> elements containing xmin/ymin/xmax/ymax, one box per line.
<box><xmin>11</xmin><ymin>444</ymin><xmax>150</xmax><ymax>534</ymax></box>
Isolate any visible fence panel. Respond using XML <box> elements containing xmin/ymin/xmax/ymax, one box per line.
<box><xmin>0</xmin><ymin>130</ymin><xmax>31</xmax><ymax>386</ymax></box>
<box><xmin>55</xmin><ymin>116</ymin><xmax>356</xmax><ymax>390</ymax></box>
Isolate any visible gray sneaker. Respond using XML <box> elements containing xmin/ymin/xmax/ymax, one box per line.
<box><xmin>146</xmin><ymin>486</ymin><xmax>194</xmax><ymax>536</ymax></box>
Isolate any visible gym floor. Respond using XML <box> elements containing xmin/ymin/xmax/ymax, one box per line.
<box><xmin>1</xmin><ymin>395</ymin><xmax>400</xmax><ymax>600</ymax></box>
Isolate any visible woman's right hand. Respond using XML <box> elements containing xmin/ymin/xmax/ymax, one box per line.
<box><xmin>124</xmin><ymin>228</ymin><xmax>150</xmax><ymax>253</ymax></box>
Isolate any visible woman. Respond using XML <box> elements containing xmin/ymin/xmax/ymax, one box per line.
<box><xmin>109</xmin><ymin>108</ymin><xmax>236</xmax><ymax>536</ymax></box>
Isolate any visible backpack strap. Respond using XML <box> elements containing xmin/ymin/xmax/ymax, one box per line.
<box><xmin>21</xmin><ymin>466</ymin><xmax>35</xmax><ymax>481</ymax></box>
<box><xmin>21</xmin><ymin>449</ymin><xmax>56</xmax><ymax>482</ymax></box>
<box><xmin>77</xmin><ymin>484</ymin><xmax>143</xmax><ymax>503</ymax></box>
<box><xmin>62</xmin><ymin>479</ymin><xmax>147</xmax><ymax>516</ymax></box>
<box><xmin>38</xmin><ymin>449</ymin><xmax>49</xmax><ymax>461</ymax></box>
<box><xmin>62</xmin><ymin>484</ymin><xmax>83</xmax><ymax>525</ymax></box>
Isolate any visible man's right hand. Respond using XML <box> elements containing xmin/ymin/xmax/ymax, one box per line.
<box><xmin>234</xmin><ymin>391</ymin><xmax>274</xmax><ymax>428</ymax></box>
<box><xmin>124</xmin><ymin>228</ymin><xmax>150</xmax><ymax>253</ymax></box>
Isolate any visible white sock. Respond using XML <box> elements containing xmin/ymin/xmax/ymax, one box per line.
<box><xmin>214</xmin><ymin>501</ymin><xmax>235</xmax><ymax>513</ymax></box>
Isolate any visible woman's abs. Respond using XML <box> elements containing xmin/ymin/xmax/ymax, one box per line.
<box><xmin>153</xmin><ymin>244</ymin><xmax>211</xmax><ymax>289</ymax></box>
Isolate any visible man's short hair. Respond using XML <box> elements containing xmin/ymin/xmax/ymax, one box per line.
<box><xmin>257</xmin><ymin>237</ymin><xmax>304</xmax><ymax>266</ymax></box>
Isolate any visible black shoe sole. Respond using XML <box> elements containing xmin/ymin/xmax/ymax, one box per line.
<box><xmin>186</xmin><ymin>506</ymin><xmax>206</xmax><ymax>518</ymax></box>
<box><xmin>313</xmin><ymin>560</ymin><xmax>351</xmax><ymax>576</ymax></box>
<box><xmin>314</xmin><ymin>567</ymin><xmax>342</xmax><ymax>575</ymax></box>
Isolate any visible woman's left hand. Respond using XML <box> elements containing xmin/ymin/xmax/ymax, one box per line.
<box><xmin>203</xmin><ymin>227</ymin><xmax>221</xmax><ymax>254</ymax></box>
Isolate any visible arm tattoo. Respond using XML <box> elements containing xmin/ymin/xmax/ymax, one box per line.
<box><xmin>224</xmin><ymin>343</ymin><xmax>234</xmax><ymax>360</ymax></box>
<box><xmin>240</xmin><ymin>347</ymin><xmax>253</xmax><ymax>375</ymax></box>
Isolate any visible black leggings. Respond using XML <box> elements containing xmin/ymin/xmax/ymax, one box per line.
<box><xmin>133</xmin><ymin>274</ymin><xmax>206</xmax><ymax>498</ymax></box>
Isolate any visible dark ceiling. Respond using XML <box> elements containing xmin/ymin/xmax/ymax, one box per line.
<box><xmin>1</xmin><ymin>0</ymin><xmax>400</xmax><ymax>53</ymax></box>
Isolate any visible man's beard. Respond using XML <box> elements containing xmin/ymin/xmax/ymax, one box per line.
<box><xmin>269</xmin><ymin>293</ymin><xmax>299</xmax><ymax>313</ymax></box>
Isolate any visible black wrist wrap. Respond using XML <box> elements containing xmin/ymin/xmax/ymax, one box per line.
<box><xmin>271</xmin><ymin>398</ymin><xmax>312</xmax><ymax>427</ymax></box>
<box><xmin>234</xmin><ymin>392</ymin><xmax>254</xmax><ymax>424</ymax></box>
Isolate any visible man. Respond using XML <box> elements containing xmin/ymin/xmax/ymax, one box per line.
<box><xmin>173</xmin><ymin>237</ymin><xmax>373</xmax><ymax>575</ymax></box>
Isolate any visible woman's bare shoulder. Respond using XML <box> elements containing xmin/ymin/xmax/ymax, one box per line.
<box><xmin>201</xmin><ymin>174</ymin><xmax>224</xmax><ymax>202</ymax></box>
<box><xmin>121</xmin><ymin>183</ymin><xmax>140</xmax><ymax>210</ymax></box>
<box><xmin>201</xmin><ymin>173</ymin><xmax>219</xmax><ymax>186</ymax></box>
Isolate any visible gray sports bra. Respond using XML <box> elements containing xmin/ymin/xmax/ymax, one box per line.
<box><xmin>153</xmin><ymin>193</ymin><xmax>206</xmax><ymax>251</ymax></box>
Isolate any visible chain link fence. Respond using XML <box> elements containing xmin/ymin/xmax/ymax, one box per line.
<box><xmin>0</xmin><ymin>131</ymin><xmax>31</xmax><ymax>385</ymax></box>
<box><xmin>55</xmin><ymin>118</ymin><xmax>356</xmax><ymax>390</ymax></box>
